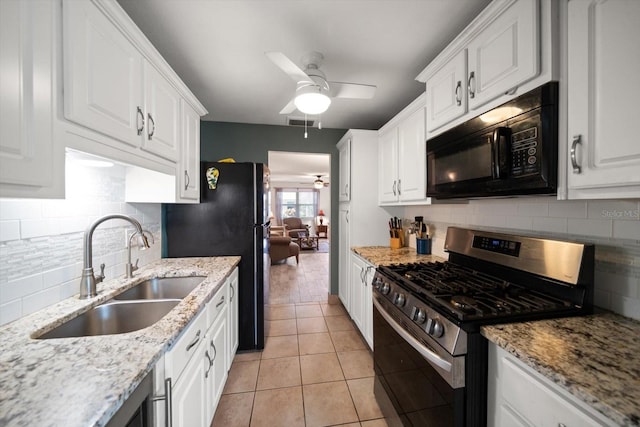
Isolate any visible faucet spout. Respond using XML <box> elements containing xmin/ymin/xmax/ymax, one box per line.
<box><xmin>79</xmin><ymin>214</ymin><xmax>148</xmax><ymax>299</ymax></box>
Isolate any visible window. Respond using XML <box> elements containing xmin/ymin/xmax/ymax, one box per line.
<box><xmin>275</xmin><ymin>188</ymin><xmax>319</xmax><ymax>224</ymax></box>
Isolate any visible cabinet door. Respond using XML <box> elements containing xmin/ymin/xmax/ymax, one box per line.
<box><xmin>227</xmin><ymin>268</ymin><xmax>239</xmax><ymax>369</ymax></box>
<box><xmin>398</xmin><ymin>107</ymin><xmax>427</xmax><ymax>202</ymax></box>
<box><xmin>426</xmin><ymin>50</ymin><xmax>467</xmax><ymax>132</ymax></box>
<box><xmin>338</xmin><ymin>138</ymin><xmax>351</xmax><ymax>202</ymax></box>
<box><xmin>363</xmin><ymin>264</ymin><xmax>374</xmax><ymax>350</ymax></box>
<box><xmin>567</xmin><ymin>0</ymin><xmax>640</xmax><ymax>198</ymax></box>
<box><xmin>338</xmin><ymin>206</ymin><xmax>350</xmax><ymax>311</ymax></box>
<box><xmin>0</xmin><ymin>0</ymin><xmax>58</xmax><ymax>195</ymax></box>
<box><xmin>179</xmin><ymin>100</ymin><xmax>200</xmax><ymax>201</ymax></box>
<box><xmin>206</xmin><ymin>309</ymin><xmax>228</xmax><ymax>424</ymax></box>
<box><xmin>172</xmin><ymin>342</ymin><xmax>207</xmax><ymax>427</ymax></box>
<box><xmin>378</xmin><ymin>129</ymin><xmax>399</xmax><ymax>204</ymax></box>
<box><xmin>63</xmin><ymin>0</ymin><xmax>143</xmax><ymax>147</ymax></box>
<box><xmin>467</xmin><ymin>0</ymin><xmax>539</xmax><ymax>110</ymax></box>
<box><xmin>143</xmin><ymin>62</ymin><xmax>180</xmax><ymax>161</ymax></box>
<box><xmin>349</xmin><ymin>255</ymin><xmax>365</xmax><ymax>332</ymax></box>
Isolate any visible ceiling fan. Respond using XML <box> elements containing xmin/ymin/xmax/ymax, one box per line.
<box><xmin>266</xmin><ymin>51</ymin><xmax>376</xmax><ymax>116</ymax></box>
<box><xmin>313</xmin><ymin>175</ymin><xmax>329</xmax><ymax>189</ymax></box>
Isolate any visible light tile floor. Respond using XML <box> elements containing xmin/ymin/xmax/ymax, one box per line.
<box><xmin>212</xmin><ymin>251</ymin><xmax>388</xmax><ymax>427</ymax></box>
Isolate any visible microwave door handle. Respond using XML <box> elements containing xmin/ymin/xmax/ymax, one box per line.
<box><xmin>492</xmin><ymin>127</ymin><xmax>512</xmax><ymax>179</ymax></box>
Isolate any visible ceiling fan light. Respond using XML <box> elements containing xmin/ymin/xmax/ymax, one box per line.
<box><xmin>313</xmin><ymin>175</ymin><xmax>324</xmax><ymax>189</ymax></box>
<box><xmin>294</xmin><ymin>89</ymin><xmax>331</xmax><ymax>115</ymax></box>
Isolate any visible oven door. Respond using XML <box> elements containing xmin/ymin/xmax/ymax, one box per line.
<box><xmin>373</xmin><ymin>295</ymin><xmax>466</xmax><ymax>427</ymax></box>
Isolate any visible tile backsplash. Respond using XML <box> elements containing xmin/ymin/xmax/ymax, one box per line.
<box><xmin>0</xmin><ymin>160</ymin><xmax>162</xmax><ymax>326</ymax></box>
<box><xmin>404</xmin><ymin>197</ymin><xmax>640</xmax><ymax>321</ymax></box>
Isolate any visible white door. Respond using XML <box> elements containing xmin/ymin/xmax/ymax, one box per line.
<box><xmin>0</xmin><ymin>0</ymin><xmax>56</xmax><ymax>191</ymax></box>
<box><xmin>172</xmin><ymin>344</ymin><xmax>207</xmax><ymax>427</ymax></box>
<box><xmin>63</xmin><ymin>0</ymin><xmax>143</xmax><ymax>147</ymax></box>
<box><xmin>363</xmin><ymin>264</ymin><xmax>375</xmax><ymax>350</ymax></box>
<box><xmin>338</xmin><ymin>205</ymin><xmax>351</xmax><ymax>311</ymax></box>
<box><xmin>378</xmin><ymin>129</ymin><xmax>399</xmax><ymax>204</ymax></box>
<box><xmin>206</xmin><ymin>310</ymin><xmax>228</xmax><ymax>423</ymax></box>
<box><xmin>338</xmin><ymin>138</ymin><xmax>351</xmax><ymax>202</ymax></box>
<box><xmin>226</xmin><ymin>268</ymin><xmax>239</xmax><ymax>369</ymax></box>
<box><xmin>180</xmin><ymin>100</ymin><xmax>200</xmax><ymax>201</ymax></box>
<box><xmin>567</xmin><ymin>0</ymin><xmax>640</xmax><ymax>198</ymax></box>
<box><xmin>467</xmin><ymin>0</ymin><xmax>539</xmax><ymax>110</ymax></box>
<box><xmin>426</xmin><ymin>50</ymin><xmax>468</xmax><ymax>132</ymax></box>
<box><xmin>143</xmin><ymin>62</ymin><xmax>181</xmax><ymax>161</ymax></box>
<box><xmin>398</xmin><ymin>107</ymin><xmax>427</xmax><ymax>202</ymax></box>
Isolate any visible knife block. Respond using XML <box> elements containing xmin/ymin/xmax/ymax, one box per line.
<box><xmin>390</xmin><ymin>237</ymin><xmax>402</xmax><ymax>249</ymax></box>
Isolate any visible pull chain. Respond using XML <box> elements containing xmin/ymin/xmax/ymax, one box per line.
<box><xmin>304</xmin><ymin>114</ymin><xmax>308</xmax><ymax>139</ymax></box>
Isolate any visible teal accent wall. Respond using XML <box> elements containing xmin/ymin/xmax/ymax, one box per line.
<box><xmin>201</xmin><ymin>121</ymin><xmax>347</xmax><ymax>295</ymax></box>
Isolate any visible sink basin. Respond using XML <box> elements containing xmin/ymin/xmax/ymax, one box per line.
<box><xmin>36</xmin><ymin>300</ymin><xmax>179</xmax><ymax>339</ymax></box>
<box><xmin>114</xmin><ymin>276</ymin><xmax>206</xmax><ymax>301</ymax></box>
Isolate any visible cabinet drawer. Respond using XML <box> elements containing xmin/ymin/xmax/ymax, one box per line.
<box><xmin>207</xmin><ymin>284</ymin><xmax>227</xmax><ymax>326</ymax></box>
<box><xmin>166</xmin><ymin>307</ymin><xmax>207</xmax><ymax>382</ymax></box>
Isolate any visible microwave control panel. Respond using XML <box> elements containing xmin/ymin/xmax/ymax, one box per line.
<box><xmin>511</xmin><ymin>125</ymin><xmax>539</xmax><ymax>176</ymax></box>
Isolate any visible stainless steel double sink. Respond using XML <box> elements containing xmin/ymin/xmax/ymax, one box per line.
<box><xmin>37</xmin><ymin>276</ymin><xmax>206</xmax><ymax>339</ymax></box>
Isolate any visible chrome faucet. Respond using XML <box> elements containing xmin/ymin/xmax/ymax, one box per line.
<box><xmin>126</xmin><ymin>229</ymin><xmax>154</xmax><ymax>278</ymax></box>
<box><xmin>79</xmin><ymin>214</ymin><xmax>150</xmax><ymax>299</ymax></box>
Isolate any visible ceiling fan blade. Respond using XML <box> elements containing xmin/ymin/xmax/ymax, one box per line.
<box><xmin>279</xmin><ymin>98</ymin><xmax>297</xmax><ymax>115</ymax></box>
<box><xmin>265</xmin><ymin>52</ymin><xmax>313</xmax><ymax>84</ymax></box>
<box><xmin>329</xmin><ymin>82</ymin><xmax>377</xmax><ymax>99</ymax></box>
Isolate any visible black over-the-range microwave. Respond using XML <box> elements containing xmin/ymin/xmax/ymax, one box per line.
<box><xmin>426</xmin><ymin>81</ymin><xmax>558</xmax><ymax>199</ymax></box>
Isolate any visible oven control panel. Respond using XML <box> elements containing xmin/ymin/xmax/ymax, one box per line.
<box><xmin>372</xmin><ymin>271</ymin><xmax>467</xmax><ymax>356</ymax></box>
<box><xmin>472</xmin><ymin>235</ymin><xmax>521</xmax><ymax>257</ymax></box>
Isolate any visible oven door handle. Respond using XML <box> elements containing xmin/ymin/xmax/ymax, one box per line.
<box><xmin>373</xmin><ymin>296</ymin><xmax>452</xmax><ymax>372</ymax></box>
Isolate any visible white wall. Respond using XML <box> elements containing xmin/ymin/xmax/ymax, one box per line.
<box><xmin>0</xmin><ymin>160</ymin><xmax>162</xmax><ymax>326</ymax></box>
<box><xmin>403</xmin><ymin>197</ymin><xmax>640</xmax><ymax>320</ymax></box>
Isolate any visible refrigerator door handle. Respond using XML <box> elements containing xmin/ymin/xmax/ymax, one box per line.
<box><xmin>255</xmin><ymin>221</ymin><xmax>271</xmax><ymax>228</ymax></box>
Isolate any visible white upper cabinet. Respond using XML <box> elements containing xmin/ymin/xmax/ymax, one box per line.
<box><xmin>142</xmin><ymin>62</ymin><xmax>181</xmax><ymax>161</ymax></box>
<box><xmin>179</xmin><ymin>100</ymin><xmax>201</xmax><ymax>201</ymax></box>
<box><xmin>419</xmin><ymin>0</ymin><xmax>550</xmax><ymax>137</ymax></box>
<box><xmin>63</xmin><ymin>0</ymin><xmax>144</xmax><ymax>148</ymax></box>
<box><xmin>338</xmin><ymin>137</ymin><xmax>351</xmax><ymax>202</ymax></box>
<box><xmin>0</xmin><ymin>0</ymin><xmax>64</xmax><ymax>198</ymax></box>
<box><xmin>425</xmin><ymin>50</ymin><xmax>468</xmax><ymax>132</ymax></box>
<box><xmin>566</xmin><ymin>0</ymin><xmax>640</xmax><ymax>199</ymax></box>
<box><xmin>466</xmin><ymin>0</ymin><xmax>539</xmax><ymax>110</ymax></box>
<box><xmin>378</xmin><ymin>94</ymin><xmax>429</xmax><ymax>205</ymax></box>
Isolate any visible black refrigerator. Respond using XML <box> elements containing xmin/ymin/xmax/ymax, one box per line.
<box><xmin>163</xmin><ymin>162</ymin><xmax>270</xmax><ymax>351</ymax></box>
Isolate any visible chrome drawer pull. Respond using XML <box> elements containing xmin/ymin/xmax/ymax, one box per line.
<box><xmin>216</xmin><ymin>296</ymin><xmax>225</xmax><ymax>308</ymax></box>
<box><xmin>185</xmin><ymin>330</ymin><xmax>201</xmax><ymax>352</ymax></box>
<box><xmin>571</xmin><ymin>135</ymin><xmax>582</xmax><ymax>174</ymax></box>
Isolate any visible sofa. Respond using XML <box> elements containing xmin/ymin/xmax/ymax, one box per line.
<box><xmin>270</xmin><ymin>236</ymin><xmax>300</xmax><ymax>264</ymax></box>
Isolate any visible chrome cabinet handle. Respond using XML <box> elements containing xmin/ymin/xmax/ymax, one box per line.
<box><xmin>455</xmin><ymin>81</ymin><xmax>462</xmax><ymax>106</ymax></box>
<box><xmin>558</xmin><ymin>424</ymin><xmax>567</xmax><ymax>427</ymax></box>
<box><xmin>344</xmin><ymin>184</ymin><xmax>349</xmax><ymax>196</ymax></box>
<box><xmin>185</xmin><ymin>330</ymin><xmax>201</xmax><ymax>352</ymax></box>
<box><xmin>230</xmin><ymin>283</ymin><xmax>235</xmax><ymax>302</ymax></box>
<box><xmin>184</xmin><ymin>170</ymin><xmax>190</xmax><ymax>191</ymax></box>
<box><xmin>136</xmin><ymin>107</ymin><xmax>145</xmax><ymax>135</ymax></box>
<box><xmin>468</xmin><ymin>71</ymin><xmax>476</xmax><ymax>99</ymax></box>
<box><xmin>152</xmin><ymin>377</ymin><xmax>173</xmax><ymax>427</ymax></box>
<box><xmin>346</xmin><ymin>210</ymin><xmax>349</xmax><ymax>223</ymax></box>
<box><xmin>392</xmin><ymin>180</ymin><xmax>397</xmax><ymax>196</ymax></box>
<box><xmin>571</xmin><ymin>135</ymin><xmax>582</xmax><ymax>174</ymax></box>
<box><xmin>204</xmin><ymin>350</ymin><xmax>213</xmax><ymax>378</ymax></box>
<box><xmin>216</xmin><ymin>296</ymin><xmax>225</xmax><ymax>308</ymax></box>
<box><xmin>210</xmin><ymin>339</ymin><xmax>217</xmax><ymax>361</ymax></box>
<box><xmin>147</xmin><ymin>113</ymin><xmax>155</xmax><ymax>140</ymax></box>
<box><xmin>397</xmin><ymin>179</ymin><xmax>401</xmax><ymax>196</ymax></box>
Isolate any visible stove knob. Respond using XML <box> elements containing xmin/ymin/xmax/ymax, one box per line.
<box><xmin>380</xmin><ymin>282</ymin><xmax>391</xmax><ymax>295</ymax></box>
<box><xmin>426</xmin><ymin>318</ymin><xmax>444</xmax><ymax>338</ymax></box>
<box><xmin>372</xmin><ymin>277</ymin><xmax>383</xmax><ymax>290</ymax></box>
<box><xmin>413</xmin><ymin>308</ymin><xmax>427</xmax><ymax>324</ymax></box>
<box><xmin>394</xmin><ymin>293</ymin><xmax>406</xmax><ymax>307</ymax></box>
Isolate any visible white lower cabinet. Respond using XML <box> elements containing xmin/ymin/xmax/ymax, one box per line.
<box><xmin>155</xmin><ymin>271</ymin><xmax>238</xmax><ymax>427</ymax></box>
<box><xmin>338</xmin><ymin>205</ymin><xmax>351</xmax><ymax>312</ymax></box>
<box><xmin>488</xmin><ymin>342</ymin><xmax>617</xmax><ymax>427</ymax></box>
<box><xmin>349</xmin><ymin>253</ymin><xmax>374</xmax><ymax>350</ymax></box>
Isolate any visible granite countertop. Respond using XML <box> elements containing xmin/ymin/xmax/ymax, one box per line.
<box><xmin>0</xmin><ymin>256</ymin><xmax>240</xmax><ymax>427</ymax></box>
<box><xmin>351</xmin><ymin>246</ymin><xmax>446</xmax><ymax>266</ymax></box>
<box><xmin>482</xmin><ymin>313</ymin><xmax>640</xmax><ymax>426</ymax></box>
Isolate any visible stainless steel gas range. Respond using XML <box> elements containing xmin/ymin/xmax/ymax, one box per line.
<box><xmin>372</xmin><ymin>227</ymin><xmax>594</xmax><ymax>427</ymax></box>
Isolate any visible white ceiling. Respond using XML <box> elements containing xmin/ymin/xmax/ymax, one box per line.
<box><xmin>268</xmin><ymin>151</ymin><xmax>330</xmax><ymax>184</ymax></box>
<box><xmin>117</xmin><ymin>0</ymin><xmax>491</xmax><ymax>130</ymax></box>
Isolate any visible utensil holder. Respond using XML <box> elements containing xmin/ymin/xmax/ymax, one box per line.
<box><xmin>390</xmin><ymin>237</ymin><xmax>402</xmax><ymax>249</ymax></box>
<box><xmin>416</xmin><ymin>238</ymin><xmax>431</xmax><ymax>255</ymax></box>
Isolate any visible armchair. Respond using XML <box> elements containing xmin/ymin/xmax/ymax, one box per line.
<box><xmin>282</xmin><ymin>217</ymin><xmax>310</xmax><ymax>238</ymax></box>
<box><xmin>270</xmin><ymin>236</ymin><xmax>300</xmax><ymax>264</ymax></box>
